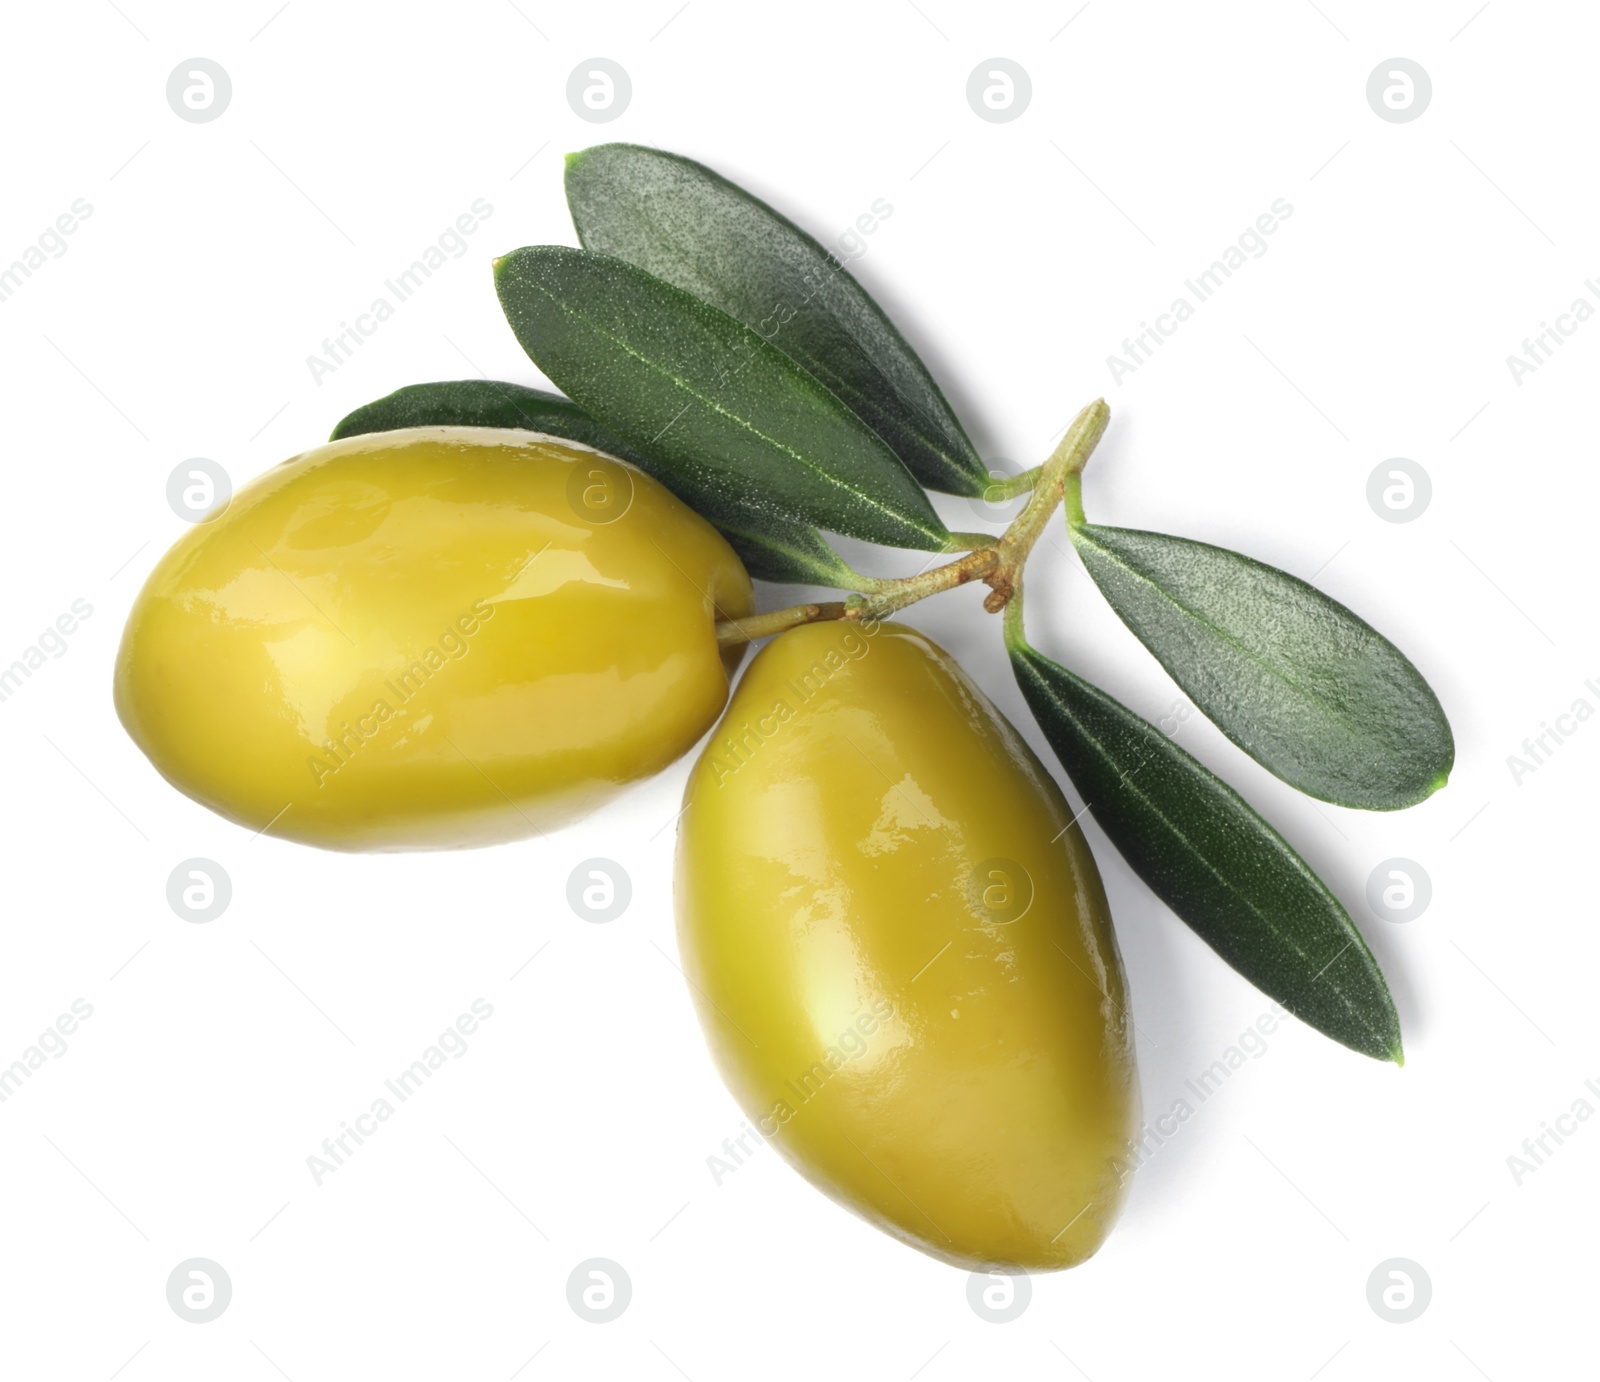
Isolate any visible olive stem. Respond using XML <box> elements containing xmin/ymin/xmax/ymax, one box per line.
<box><xmin>713</xmin><ymin>602</ymin><xmax>847</xmax><ymax>644</ymax></box>
<box><xmin>943</xmin><ymin>530</ymin><xmax>999</xmax><ymax>552</ymax></box>
<box><xmin>715</xmin><ymin>548</ymin><xmax>1001</xmax><ymax>645</ymax></box>
<box><xmin>861</xmin><ymin>546</ymin><xmax>1000</xmax><ymax>615</ymax></box>
<box><xmin>983</xmin><ymin>465</ymin><xmax>1043</xmax><ymax>501</ymax></box>
<box><xmin>1001</xmin><ymin>573</ymin><xmax>1029</xmax><ymax>653</ymax></box>
<box><xmin>980</xmin><ymin>399</ymin><xmax>1107</xmax><ymax>613</ymax></box>
<box><xmin>714</xmin><ymin>398</ymin><xmax>1108</xmax><ymax>649</ymax></box>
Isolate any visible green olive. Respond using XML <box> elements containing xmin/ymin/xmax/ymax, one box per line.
<box><xmin>676</xmin><ymin>620</ymin><xmax>1140</xmax><ymax>1270</ymax></box>
<box><xmin>115</xmin><ymin>427</ymin><xmax>751</xmax><ymax>850</ymax></box>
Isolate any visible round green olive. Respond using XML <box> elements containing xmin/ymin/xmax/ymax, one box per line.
<box><xmin>116</xmin><ymin>427</ymin><xmax>751</xmax><ymax>850</ymax></box>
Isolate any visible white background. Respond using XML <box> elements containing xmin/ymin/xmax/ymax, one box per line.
<box><xmin>0</xmin><ymin>1</ymin><xmax>1593</xmax><ymax>1378</ymax></box>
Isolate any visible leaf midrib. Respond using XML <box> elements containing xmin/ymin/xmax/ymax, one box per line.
<box><xmin>518</xmin><ymin>265</ymin><xmax>940</xmax><ymax>546</ymax></box>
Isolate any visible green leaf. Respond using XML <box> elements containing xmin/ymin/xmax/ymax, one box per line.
<box><xmin>494</xmin><ymin>246</ymin><xmax>950</xmax><ymax>553</ymax></box>
<box><xmin>707</xmin><ymin>514</ymin><xmax>858</xmax><ymax>588</ymax></box>
<box><xmin>565</xmin><ymin>144</ymin><xmax>990</xmax><ymax>498</ymax></box>
<box><xmin>1071</xmin><ymin>524</ymin><xmax>1454</xmax><ymax>810</ymax></box>
<box><xmin>329</xmin><ymin>379</ymin><xmax>857</xmax><ymax>588</ymax></box>
<box><xmin>332</xmin><ymin>378</ymin><xmax>621</xmax><ymax>446</ymax></box>
<box><xmin>1009</xmin><ymin>637</ymin><xmax>1402</xmax><ymax>1063</ymax></box>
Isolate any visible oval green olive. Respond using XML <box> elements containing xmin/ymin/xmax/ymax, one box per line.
<box><xmin>676</xmin><ymin>620</ymin><xmax>1140</xmax><ymax>1270</ymax></box>
<box><xmin>115</xmin><ymin>427</ymin><xmax>751</xmax><ymax>850</ymax></box>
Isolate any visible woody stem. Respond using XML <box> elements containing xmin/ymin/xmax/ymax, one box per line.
<box><xmin>714</xmin><ymin>398</ymin><xmax>1108</xmax><ymax>649</ymax></box>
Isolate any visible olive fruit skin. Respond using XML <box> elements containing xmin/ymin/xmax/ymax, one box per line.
<box><xmin>115</xmin><ymin>427</ymin><xmax>752</xmax><ymax>850</ymax></box>
<box><xmin>675</xmin><ymin>621</ymin><xmax>1139</xmax><ymax>1270</ymax></box>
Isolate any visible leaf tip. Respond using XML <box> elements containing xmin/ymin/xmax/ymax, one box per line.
<box><xmin>1428</xmin><ymin>769</ymin><xmax>1450</xmax><ymax>796</ymax></box>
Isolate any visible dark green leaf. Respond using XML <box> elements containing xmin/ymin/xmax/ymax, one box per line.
<box><xmin>1071</xmin><ymin>523</ymin><xmax>1454</xmax><ymax>810</ymax></box>
<box><xmin>494</xmin><ymin>247</ymin><xmax>949</xmax><ymax>553</ymax></box>
<box><xmin>332</xmin><ymin>378</ymin><xmax>617</xmax><ymax>447</ymax></box>
<box><xmin>566</xmin><ymin>144</ymin><xmax>990</xmax><ymax>497</ymax></box>
<box><xmin>329</xmin><ymin>379</ymin><xmax>857</xmax><ymax>587</ymax></box>
<box><xmin>1010</xmin><ymin>637</ymin><xmax>1402</xmax><ymax>1063</ymax></box>
<box><xmin>707</xmin><ymin>514</ymin><xmax>858</xmax><ymax>588</ymax></box>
